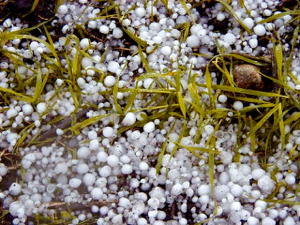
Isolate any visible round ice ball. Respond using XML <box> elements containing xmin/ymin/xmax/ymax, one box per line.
<box><xmin>83</xmin><ymin>173</ymin><xmax>96</xmax><ymax>186</ymax></box>
<box><xmin>69</xmin><ymin>178</ymin><xmax>82</xmax><ymax>188</ymax></box>
<box><xmin>77</xmin><ymin>146</ymin><xmax>91</xmax><ymax>159</ymax></box>
<box><xmin>122</xmin><ymin>112</ymin><xmax>136</xmax><ymax>126</ymax></box>
<box><xmin>91</xmin><ymin>187</ymin><xmax>103</xmax><ymax>200</ymax></box>
<box><xmin>253</xmin><ymin>24</ymin><xmax>266</xmax><ymax>36</ymax></box>
<box><xmin>104</xmin><ymin>75</ymin><xmax>116</xmax><ymax>87</ymax></box>
<box><xmin>224</xmin><ymin>33</ymin><xmax>236</xmax><ymax>45</ymax></box>
<box><xmin>9</xmin><ymin>201</ymin><xmax>23</xmax><ymax>217</ymax></box>
<box><xmin>143</xmin><ymin>121</ymin><xmax>155</xmax><ymax>133</ymax></box>
<box><xmin>103</xmin><ymin>126</ymin><xmax>114</xmax><ymax>138</ymax></box>
<box><xmin>9</xmin><ymin>183</ymin><xmax>21</xmax><ymax>196</ymax></box>
<box><xmin>107</xmin><ymin>61</ymin><xmax>120</xmax><ymax>74</ymax></box>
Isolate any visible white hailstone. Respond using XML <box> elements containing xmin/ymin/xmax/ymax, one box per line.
<box><xmin>99</xmin><ymin>165</ymin><xmax>111</xmax><ymax>177</ymax></box>
<box><xmin>255</xmin><ymin>200</ymin><xmax>267</xmax><ymax>209</ymax></box>
<box><xmin>83</xmin><ymin>173</ymin><xmax>96</xmax><ymax>186</ymax></box>
<box><xmin>58</xmin><ymin>5</ymin><xmax>68</xmax><ymax>14</ymax></box>
<box><xmin>121</xmin><ymin>164</ymin><xmax>133</xmax><ymax>175</ymax></box>
<box><xmin>89</xmin><ymin>139</ymin><xmax>99</xmax><ymax>150</ymax></box>
<box><xmin>54</xmin><ymin>162</ymin><xmax>68</xmax><ymax>174</ymax></box>
<box><xmin>97</xmin><ymin>151</ymin><xmax>108</xmax><ymax>162</ymax></box>
<box><xmin>36</xmin><ymin>102</ymin><xmax>47</xmax><ymax>114</ymax></box>
<box><xmin>148</xmin><ymin>198</ymin><xmax>160</xmax><ymax>209</ymax></box>
<box><xmin>30</xmin><ymin>41</ymin><xmax>39</xmax><ymax>50</ymax></box>
<box><xmin>88</xmin><ymin>130</ymin><xmax>97</xmax><ymax>140</ymax></box>
<box><xmin>9</xmin><ymin>183</ymin><xmax>21</xmax><ymax>196</ymax></box>
<box><xmin>179</xmin><ymin>218</ymin><xmax>188</xmax><ymax>225</ymax></box>
<box><xmin>215</xmin><ymin>185</ymin><xmax>229</xmax><ymax>201</ymax></box>
<box><xmin>6</xmin><ymin>133</ymin><xmax>18</xmax><ymax>144</ymax></box>
<box><xmin>81</xmin><ymin>57</ymin><xmax>93</xmax><ymax>69</ymax></box>
<box><xmin>119</xmin><ymin>197</ymin><xmax>131</xmax><ymax>208</ymax></box>
<box><xmin>248</xmin><ymin>216</ymin><xmax>259</xmax><ymax>225</ymax></box>
<box><xmin>139</xmin><ymin>162</ymin><xmax>149</xmax><ymax>171</ymax></box>
<box><xmin>254</xmin><ymin>24</ymin><xmax>266</xmax><ymax>36</ymax></box>
<box><xmin>258</xmin><ymin>175</ymin><xmax>275</xmax><ymax>193</ymax></box>
<box><xmin>243</xmin><ymin>18</ymin><xmax>255</xmax><ymax>29</ymax></box>
<box><xmin>0</xmin><ymin>164</ymin><xmax>7</xmax><ymax>176</ymax></box>
<box><xmin>171</xmin><ymin>183</ymin><xmax>183</xmax><ymax>196</ymax></box>
<box><xmin>91</xmin><ymin>187</ymin><xmax>103</xmax><ymax>200</ymax></box>
<box><xmin>249</xmin><ymin>38</ymin><xmax>258</xmax><ymax>48</ymax></box>
<box><xmin>133</xmin><ymin>201</ymin><xmax>145</xmax><ymax>215</ymax></box>
<box><xmin>3</xmin><ymin>18</ymin><xmax>12</xmax><ymax>28</ymax></box>
<box><xmin>22</xmin><ymin>104</ymin><xmax>33</xmax><ymax>115</ymax></box>
<box><xmin>143</xmin><ymin>78</ymin><xmax>155</xmax><ymax>89</ymax></box>
<box><xmin>113</xmin><ymin>28</ymin><xmax>123</xmax><ymax>39</ymax></box>
<box><xmin>80</xmin><ymin>38</ymin><xmax>89</xmax><ymax>49</ymax></box>
<box><xmin>103</xmin><ymin>127</ymin><xmax>114</xmax><ymax>138</ymax></box>
<box><xmin>77</xmin><ymin>146</ymin><xmax>91</xmax><ymax>159</ymax></box>
<box><xmin>56</xmin><ymin>128</ymin><xmax>64</xmax><ymax>136</ymax></box>
<box><xmin>284</xmin><ymin>217</ymin><xmax>295</xmax><ymax>225</ymax></box>
<box><xmin>198</xmin><ymin>184</ymin><xmax>210</xmax><ymax>196</ymax></box>
<box><xmin>143</xmin><ymin>121</ymin><xmax>155</xmax><ymax>133</ymax></box>
<box><xmin>262</xmin><ymin>217</ymin><xmax>276</xmax><ymax>225</ymax></box>
<box><xmin>107</xmin><ymin>61</ymin><xmax>120</xmax><ymax>74</ymax></box>
<box><xmin>230</xmin><ymin>202</ymin><xmax>242</xmax><ymax>212</ymax></box>
<box><xmin>204</xmin><ymin>125</ymin><xmax>214</xmax><ymax>135</ymax></box>
<box><xmin>76</xmin><ymin>163</ymin><xmax>89</xmax><ymax>174</ymax></box>
<box><xmin>122</xmin><ymin>112</ymin><xmax>136</xmax><ymax>126</ymax></box>
<box><xmin>99</xmin><ymin>25</ymin><xmax>109</xmax><ymax>34</ymax></box>
<box><xmin>104</xmin><ymin>75</ymin><xmax>116</xmax><ymax>87</ymax></box>
<box><xmin>233</xmin><ymin>101</ymin><xmax>243</xmax><ymax>111</ymax></box>
<box><xmin>153</xmin><ymin>36</ymin><xmax>162</xmax><ymax>44</ymax></box>
<box><xmin>161</xmin><ymin>46</ymin><xmax>171</xmax><ymax>56</ymax></box>
<box><xmin>186</xmin><ymin>35</ymin><xmax>200</xmax><ymax>48</ymax></box>
<box><xmin>9</xmin><ymin>201</ymin><xmax>23</xmax><ymax>217</ymax></box>
<box><xmin>107</xmin><ymin>155</ymin><xmax>119</xmax><ymax>167</ymax></box>
<box><xmin>56</xmin><ymin>78</ymin><xmax>64</xmax><ymax>86</ymax></box>
<box><xmin>7</xmin><ymin>108</ymin><xmax>18</xmax><ymax>119</ymax></box>
<box><xmin>69</xmin><ymin>178</ymin><xmax>82</xmax><ymax>188</ymax></box>
<box><xmin>251</xmin><ymin>168</ymin><xmax>266</xmax><ymax>180</ymax></box>
<box><xmin>224</xmin><ymin>33</ymin><xmax>236</xmax><ymax>45</ymax></box>
<box><xmin>218</xmin><ymin>94</ymin><xmax>228</xmax><ymax>103</ymax></box>
<box><xmin>231</xmin><ymin>184</ymin><xmax>243</xmax><ymax>197</ymax></box>
<box><xmin>285</xmin><ymin>173</ymin><xmax>296</xmax><ymax>185</ymax></box>
<box><xmin>88</xmin><ymin>20</ymin><xmax>97</xmax><ymax>29</ymax></box>
<box><xmin>135</xmin><ymin>7</ymin><xmax>146</xmax><ymax>17</ymax></box>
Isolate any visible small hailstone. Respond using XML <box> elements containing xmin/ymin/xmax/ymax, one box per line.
<box><xmin>119</xmin><ymin>197</ymin><xmax>131</xmax><ymax>208</ymax></box>
<box><xmin>122</xmin><ymin>112</ymin><xmax>136</xmax><ymax>126</ymax></box>
<box><xmin>77</xmin><ymin>146</ymin><xmax>91</xmax><ymax>159</ymax></box>
<box><xmin>230</xmin><ymin>202</ymin><xmax>242</xmax><ymax>212</ymax></box>
<box><xmin>88</xmin><ymin>131</ymin><xmax>97</xmax><ymax>140</ymax></box>
<box><xmin>262</xmin><ymin>217</ymin><xmax>276</xmax><ymax>225</ymax></box>
<box><xmin>247</xmin><ymin>216</ymin><xmax>259</xmax><ymax>225</ymax></box>
<box><xmin>81</xmin><ymin>57</ymin><xmax>93</xmax><ymax>69</ymax></box>
<box><xmin>217</xmin><ymin>13</ymin><xmax>225</xmax><ymax>21</ymax></box>
<box><xmin>143</xmin><ymin>121</ymin><xmax>155</xmax><ymax>133</ymax></box>
<box><xmin>104</xmin><ymin>75</ymin><xmax>116</xmax><ymax>87</ymax></box>
<box><xmin>139</xmin><ymin>162</ymin><xmax>149</xmax><ymax>171</ymax></box>
<box><xmin>254</xmin><ymin>24</ymin><xmax>266</xmax><ymax>36</ymax></box>
<box><xmin>76</xmin><ymin>163</ymin><xmax>89</xmax><ymax>174</ymax></box>
<box><xmin>107</xmin><ymin>155</ymin><xmax>119</xmax><ymax>167</ymax></box>
<box><xmin>251</xmin><ymin>168</ymin><xmax>265</xmax><ymax>180</ymax></box>
<box><xmin>69</xmin><ymin>178</ymin><xmax>82</xmax><ymax>188</ymax></box>
<box><xmin>171</xmin><ymin>183</ymin><xmax>183</xmax><ymax>196</ymax></box>
<box><xmin>58</xmin><ymin>5</ymin><xmax>68</xmax><ymax>14</ymax></box>
<box><xmin>80</xmin><ymin>38</ymin><xmax>89</xmax><ymax>49</ymax></box>
<box><xmin>7</xmin><ymin>108</ymin><xmax>18</xmax><ymax>119</ymax></box>
<box><xmin>91</xmin><ymin>187</ymin><xmax>103</xmax><ymax>200</ymax></box>
<box><xmin>9</xmin><ymin>183</ymin><xmax>21</xmax><ymax>196</ymax></box>
<box><xmin>233</xmin><ymin>101</ymin><xmax>243</xmax><ymax>111</ymax></box>
<box><xmin>218</xmin><ymin>94</ymin><xmax>227</xmax><ymax>103</ymax></box>
<box><xmin>284</xmin><ymin>217</ymin><xmax>295</xmax><ymax>225</ymax></box>
<box><xmin>0</xmin><ymin>164</ymin><xmax>7</xmax><ymax>176</ymax></box>
<box><xmin>113</xmin><ymin>28</ymin><xmax>123</xmax><ymax>39</ymax></box>
<box><xmin>89</xmin><ymin>139</ymin><xmax>99</xmax><ymax>150</ymax></box>
<box><xmin>204</xmin><ymin>125</ymin><xmax>214</xmax><ymax>135</ymax></box>
<box><xmin>198</xmin><ymin>184</ymin><xmax>210</xmax><ymax>195</ymax></box>
<box><xmin>135</xmin><ymin>7</ymin><xmax>146</xmax><ymax>17</ymax></box>
<box><xmin>22</xmin><ymin>104</ymin><xmax>33</xmax><ymax>115</ymax></box>
<box><xmin>224</xmin><ymin>33</ymin><xmax>236</xmax><ymax>45</ymax></box>
<box><xmin>161</xmin><ymin>46</ymin><xmax>171</xmax><ymax>56</ymax></box>
<box><xmin>143</xmin><ymin>78</ymin><xmax>154</xmax><ymax>89</ymax></box>
<box><xmin>258</xmin><ymin>175</ymin><xmax>275</xmax><ymax>193</ymax></box>
<box><xmin>99</xmin><ymin>25</ymin><xmax>109</xmax><ymax>34</ymax></box>
<box><xmin>231</xmin><ymin>184</ymin><xmax>243</xmax><ymax>197</ymax></box>
<box><xmin>97</xmin><ymin>151</ymin><xmax>108</xmax><ymax>162</ymax></box>
<box><xmin>186</xmin><ymin>35</ymin><xmax>200</xmax><ymax>48</ymax></box>
<box><xmin>249</xmin><ymin>38</ymin><xmax>258</xmax><ymax>48</ymax></box>
<box><xmin>99</xmin><ymin>166</ymin><xmax>111</xmax><ymax>177</ymax></box>
<box><xmin>56</xmin><ymin>128</ymin><xmax>64</xmax><ymax>136</ymax></box>
<box><xmin>54</xmin><ymin>162</ymin><xmax>68</xmax><ymax>174</ymax></box>
<box><xmin>103</xmin><ymin>127</ymin><xmax>114</xmax><ymax>138</ymax></box>
<box><xmin>9</xmin><ymin>201</ymin><xmax>23</xmax><ymax>217</ymax></box>
<box><xmin>83</xmin><ymin>173</ymin><xmax>96</xmax><ymax>186</ymax></box>
<box><xmin>243</xmin><ymin>18</ymin><xmax>255</xmax><ymax>29</ymax></box>
<box><xmin>285</xmin><ymin>173</ymin><xmax>296</xmax><ymax>185</ymax></box>
<box><xmin>107</xmin><ymin>61</ymin><xmax>120</xmax><ymax>74</ymax></box>
<box><xmin>121</xmin><ymin>164</ymin><xmax>133</xmax><ymax>175</ymax></box>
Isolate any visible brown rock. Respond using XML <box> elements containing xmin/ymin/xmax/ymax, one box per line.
<box><xmin>233</xmin><ymin>64</ymin><xmax>264</xmax><ymax>90</ymax></box>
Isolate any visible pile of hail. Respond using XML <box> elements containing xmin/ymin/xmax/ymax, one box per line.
<box><xmin>1</xmin><ymin>0</ymin><xmax>300</xmax><ymax>224</ymax></box>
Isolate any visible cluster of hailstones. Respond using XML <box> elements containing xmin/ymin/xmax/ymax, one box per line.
<box><xmin>0</xmin><ymin>0</ymin><xmax>300</xmax><ymax>224</ymax></box>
